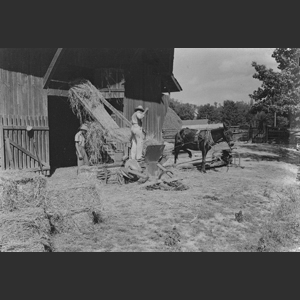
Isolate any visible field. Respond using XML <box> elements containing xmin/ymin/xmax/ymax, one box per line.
<box><xmin>1</xmin><ymin>141</ymin><xmax>300</xmax><ymax>252</ymax></box>
<box><xmin>42</xmin><ymin>141</ymin><xmax>300</xmax><ymax>252</ymax></box>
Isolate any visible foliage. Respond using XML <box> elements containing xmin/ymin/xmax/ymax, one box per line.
<box><xmin>197</xmin><ymin>103</ymin><xmax>222</xmax><ymax>123</ymax></box>
<box><xmin>169</xmin><ymin>98</ymin><xmax>196</xmax><ymax>120</ymax></box>
<box><xmin>249</xmin><ymin>48</ymin><xmax>300</xmax><ymax>127</ymax></box>
<box><xmin>170</xmin><ymin>97</ymin><xmax>254</xmax><ymax>126</ymax></box>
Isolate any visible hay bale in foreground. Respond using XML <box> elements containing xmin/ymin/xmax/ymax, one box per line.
<box><xmin>0</xmin><ymin>171</ymin><xmax>47</xmax><ymax>212</ymax></box>
<box><xmin>0</xmin><ymin>208</ymin><xmax>52</xmax><ymax>252</ymax></box>
<box><xmin>45</xmin><ymin>182</ymin><xmax>104</xmax><ymax>234</ymax></box>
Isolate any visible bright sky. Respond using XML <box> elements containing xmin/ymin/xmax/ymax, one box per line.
<box><xmin>172</xmin><ymin>48</ymin><xmax>279</xmax><ymax>106</ymax></box>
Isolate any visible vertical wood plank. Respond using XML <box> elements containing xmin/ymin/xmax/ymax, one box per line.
<box><xmin>21</xmin><ymin>116</ymin><xmax>26</xmax><ymax>169</ymax></box>
<box><xmin>45</xmin><ymin>116</ymin><xmax>50</xmax><ymax>165</ymax></box>
<box><xmin>0</xmin><ymin>70</ymin><xmax>4</xmax><ymax>117</ymax></box>
<box><xmin>0</xmin><ymin>115</ymin><xmax>4</xmax><ymax>170</ymax></box>
<box><xmin>5</xmin><ymin>136</ymin><xmax>14</xmax><ymax>169</ymax></box>
<box><xmin>28</xmin><ymin>75</ymin><xmax>33</xmax><ymax>116</ymax></box>
<box><xmin>29</xmin><ymin>116</ymin><xmax>34</xmax><ymax>168</ymax></box>
<box><xmin>41</xmin><ymin>116</ymin><xmax>45</xmax><ymax>163</ymax></box>
<box><xmin>34</xmin><ymin>116</ymin><xmax>38</xmax><ymax>169</ymax></box>
<box><xmin>38</xmin><ymin>116</ymin><xmax>42</xmax><ymax>163</ymax></box>
<box><xmin>26</xmin><ymin>115</ymin><xmax>30</xmax><ymax>168</ymax></box>
<box><xmin>23</xmin><ymin>74</ymin><xmax>29</xmax><ymax>116</ymax></box>
<box><xmin>3</xmin><ymin>116</ymin><xmax>8</xmax><ymax>169</ymax></box>
<box><xmin>13</xmin><ymin>116</ymin><xmax>19</xmax><ymax>169</ymax></box>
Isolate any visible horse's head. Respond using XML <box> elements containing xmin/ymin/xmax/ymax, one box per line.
<box><xmin>222</xmin><ymin>123</ymin><xmax>235</xmax><ymax>149</ymax></box>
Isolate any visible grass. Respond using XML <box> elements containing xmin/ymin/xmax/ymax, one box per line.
<box><xmin>2</xmin><ymin>142</ymin><xmax>300</xmax><ymax>252</ymax></box>
<box><xmin>255</xmin><ymin>187</ymin><xmax>300</xmax><ymax>252</ymax></box>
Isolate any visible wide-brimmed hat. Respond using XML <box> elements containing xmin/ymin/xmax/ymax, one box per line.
<box><xmin>80</xmin><ymin>124</ymin><xmax>89</xmax><ymax>131</ymax></box>
<box><xmin>135</xmin><ymin>105</ymin><xmax>145</xmax><ymax>112</ymax></box>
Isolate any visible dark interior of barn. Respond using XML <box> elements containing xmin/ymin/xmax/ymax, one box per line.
<box><xmin>48</xmin><ymin>96</ymin><xmax>80</xmax><ymax>172</ymax></box>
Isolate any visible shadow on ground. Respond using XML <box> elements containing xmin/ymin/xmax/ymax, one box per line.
<box><xmin>239</xmin><ymin>143</ymin><xmax>300</xmax><ymax>165</ymax></box>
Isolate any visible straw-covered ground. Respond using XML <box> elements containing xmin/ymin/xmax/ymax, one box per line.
<box><xmin>1</xmin><ymin>141</ymin><xmax>300</xmax><ymax>252</ymax></box>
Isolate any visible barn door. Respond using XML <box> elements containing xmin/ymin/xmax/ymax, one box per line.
<box><xmin>0</xmin><ymin>115</ymin><xmax>50</xmax><ymax>174</ymax></box>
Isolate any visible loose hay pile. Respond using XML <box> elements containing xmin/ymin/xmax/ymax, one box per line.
<box><xmin>68</xmin><ymin>79</ymin><xmax>131</xmax><ymax>143</ymax></box>
<box><xmin>145</xmin><ymin>180</ymin><xmax>189</xmax><ymax>191</ymax></box>
<box><xmin>68</xmin><ymin>80</ymin><xmax>131</xmax><ymax>164</ymax></box>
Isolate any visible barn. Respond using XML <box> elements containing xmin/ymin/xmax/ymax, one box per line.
<box><xmin>0</xmin><ymin>48</ymin><xmax>182</xmax><ymax>174</ymax></box>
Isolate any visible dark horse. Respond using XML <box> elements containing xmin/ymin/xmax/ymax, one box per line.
<box><xmin>174</xmin><ymin>123</ymin><xmax>235</xmax><ymax>173</ymax></box>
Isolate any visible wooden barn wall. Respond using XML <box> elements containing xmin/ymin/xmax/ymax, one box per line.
<box><xmin>123</xmin><ymin>63</ymin><xmax>170</xmax><ymax>142</ymax></box>
<box><xmin>0</xmin><ymin>68</ymin><xmax>49</xmax><ymax>172</ymax></box>
<box><xmin>124</xmin><ymin>95</ymin><xmax>169</xmax><ymax>142</ymax></box>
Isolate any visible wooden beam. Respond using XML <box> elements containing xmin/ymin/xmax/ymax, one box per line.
<box><xmin>47</xmin><ymin>89</ymin><xmax>69</xmax><ymax>97</ymax></box>
<box><xmin>43</xmin><ymin>48</ymin><xmax>65</xmax><ymax>89</ymax></box>
<box><xmin>3</xmin><ymin>126</ymin><xmax>49</xmax><ymax>131</ymax></box>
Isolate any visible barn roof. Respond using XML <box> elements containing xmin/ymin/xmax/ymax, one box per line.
<box><xmin>0</xmin><ymin>48</ymin><xmax>182</xmax><ymax>93</ymax></box>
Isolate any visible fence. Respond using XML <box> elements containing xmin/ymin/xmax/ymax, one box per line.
<box><xmin>0</xmin><ymin>115</ymin><xmax>50</xmax><ymax>175</ymax></box>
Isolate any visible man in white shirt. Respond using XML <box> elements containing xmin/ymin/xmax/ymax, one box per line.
<box><xmin>75</xmin><ymin>124</ymin><xmax>90</xmax><ymax>167</ymax></box>
<box><xmin>130</xmin><ymin>105</ymin><xmax>149</xmax><ymax>161</ymax></box>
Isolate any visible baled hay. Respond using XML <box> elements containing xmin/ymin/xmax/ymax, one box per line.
<box><xmin>45</xmin><ymin>182</ymin><xmax>104</xmax><ymax>234</ymax></box>
<box><xmin>46</xmin><ymin>207</ymin><xmax>101</xmax><ymax>235</ymax></box>
<box><xmin>46</xmin><ymin>182</ymin><xmax>101</xmax><ymax>212</ymax></box>
<box><xmin>0</xmin><ymin>174</ymin><xmax>47</xmax><ymax>212</ymax></box>
<box><xmin>0</xmin><ymin>208</ymin><xmax>52</xmax><ymax>252</ymax></box>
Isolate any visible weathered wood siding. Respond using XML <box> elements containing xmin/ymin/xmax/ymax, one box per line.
<box><xmin>124</xmin><ymin>62</ymin><xmax>170</xmax><ymax>142</ymax></box>
<box><xmin>0</xmin><ymin>68</ymin><xmax>49</xmax><ymax>172</ymax></box>
<box><xmin>124</xmin><ymin>94</ymin><xmax>169</xmax><ymax>142</ymax></box>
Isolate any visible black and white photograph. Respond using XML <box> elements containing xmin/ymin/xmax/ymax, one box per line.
<box><xmin>0</xmin><ymin>47</ymin><xmax>299</xmax><ymax>252</ymax></box>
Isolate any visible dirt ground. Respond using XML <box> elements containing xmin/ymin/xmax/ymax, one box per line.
<box><xmin>45</xmin><ymin>141</ymin><xmax>300</xmax><ymax>252</ymax></box>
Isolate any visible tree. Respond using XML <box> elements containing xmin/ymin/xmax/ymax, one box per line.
<box><xmin>169</xmin><ymin>98</ymin><xmax>195</xmax><ymax>120</ymax></box>
<box><xmin>235</xmin><ymin>101</ymin><xmax>254</xmax><ymax>125</ymax></box>
<box><xmin>249</xmin><ymin>48</ymin><xmax>300</xmax><ymax>127</ymax></box>
<box><xmin>197</xmin><ymin>103</ymin><xmax>222</xmax><ymax>123</ymax></box>
<box><xmin>221</xmin><ymin>100</ymin><xmax>239</xmax><ymax>126</ymax></box>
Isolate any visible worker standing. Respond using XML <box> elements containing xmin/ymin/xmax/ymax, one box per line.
<box><xmin>75</xmin><ymin>124</ymin><xmax>90</xmax><ymax>168</ymax></box>
<box><xmin>130</xmin><ymin>105</ymin><xmax>149</xmax><ymax>161</ymax></box>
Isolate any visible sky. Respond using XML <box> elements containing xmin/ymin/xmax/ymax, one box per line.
<box><xmin>172</xmin><ymin>48</ymin><xmax>279</xmax><ymax>106</ymax></box>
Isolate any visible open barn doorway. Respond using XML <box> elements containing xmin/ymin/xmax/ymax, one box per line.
<box><xmin>48</xmin><ymin>96</ymin><xmax>80</xmax><ymax>174</ymax></box>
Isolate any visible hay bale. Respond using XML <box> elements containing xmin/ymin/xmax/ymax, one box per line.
<box><xmin>0</xmin><ymin>172</ymin><xmax>47</xmax><ymax>212</ymax></box>
<box><xmin>0</xmin><ymin>208</ymin><xmax>52</xmax><ymax>252</ymax></box>
<box><xmin>46</xmin><ymin>182</ymin><xmax>100</xmax><ymax>211</ymax></box>
<box><xmin>46</xmin><ymin>208</ymin><xmax>101</xmax><ymax>234</ymax></box>
<box><xmin>45</xmin><ymin>182</ymin><xmax>104</xmax><ymax>234</ymax></box>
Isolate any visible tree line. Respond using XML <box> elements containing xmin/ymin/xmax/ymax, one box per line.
<box><xmin>170</xmin><ymin>48</ymin><xmax>300</xmax><ymax>129</ymax></box>
<box><xmin>169</xmin><ymin>98</ymin><xmax>256</xmax><ymax>127</ymax></box>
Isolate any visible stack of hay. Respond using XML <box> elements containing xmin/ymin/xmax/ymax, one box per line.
<box><xmin>0</xmin><ymin>171</ymin><xmax>51</xmax><ymax>252</ymax></box>
<box><xmin>45</xmin><ymin>180</ymin><xmax>104</xmax><ymax>251</ymax></box>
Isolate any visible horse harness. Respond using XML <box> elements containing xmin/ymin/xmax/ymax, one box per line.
<box><xmin>175</xmin><ymin>129</ymin><xmax>231</xmax><ymax>151</ymax></box>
